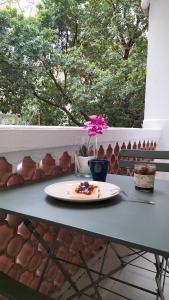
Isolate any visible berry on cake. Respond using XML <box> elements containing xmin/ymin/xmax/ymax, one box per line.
<box><xmin>69</xmin><ymin>181</ymin><xmax>99</xmax><ymax>200</ymax></box>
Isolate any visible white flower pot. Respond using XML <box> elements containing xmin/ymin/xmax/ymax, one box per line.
<box><xmin>75</xmin><ymin>155</ymin><xmax>95</xmax><ymax>178</ymax></box>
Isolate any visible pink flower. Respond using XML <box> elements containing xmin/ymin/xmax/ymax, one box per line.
<box><xmin>84</xmin><ymin>115</ymin><xmax>109</xmax><ymax>136</ymax></box>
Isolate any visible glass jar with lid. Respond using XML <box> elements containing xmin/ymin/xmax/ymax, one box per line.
<box><xmin>134</xmin><ymin>164</ymin><xmax>156</xmax><ymax>191</ymax></box>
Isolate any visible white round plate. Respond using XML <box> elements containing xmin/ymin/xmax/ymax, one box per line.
<box><xmin>44</xmin><ymin>180</ymin><xmax>120</xmax><ymax>203</ymax></box>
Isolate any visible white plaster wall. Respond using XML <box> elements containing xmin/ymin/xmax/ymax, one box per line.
<box><xmin>143</xmin><ymin>0</ymin><xmax>169</xmax><ymax>130</ymax></box>
<box><xmin>0</xmin><ymin>126</ymin><xmax>160</xmax><ymax>153</ymax></box>
<box><xmin>0</xmin><ymin>125</ymin><xmax>160</xmax><ymax>168</ymax></box>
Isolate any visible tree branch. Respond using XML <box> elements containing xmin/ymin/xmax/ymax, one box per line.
<box><xmin>33</xmin><ymin>91</ymin><xmax>58</xmax><ymax>107</ymax></box>
<box><xmin>33</xmin><ymin>91</ymin><xmax>83</xmax><ymax>126</ymax></box>
<box><xmin>106</xmin><ymin>0</ymin><xmax>117</xmax><ymax>11</ymax></box>
<box><xmin>61</xmin><ymin>106</ymin><xmax>82</xmax><ymax>126</ymax></box>
<box><xmin>72</xmin><ymin>21</ymin><xmax>78</xmax><ymax>47</ymax></box>
<box><xmin>39</xmin><ymin>61</ymin><xmax>90</xmax><ymax>123</ymax></box>
<box><xmin>64</xmin><ymin>70</ymin><xmax>67</xmax><ymax>89</ymax></box>
<box><xmin>136</xmin><ymin>15</ymin><xmax>141</xmax><ymax>28</ymax></box>
<box><xmin>79</xmin><ymin>111</ymin><xmax>90</xmax><ymax>121</ymax></box>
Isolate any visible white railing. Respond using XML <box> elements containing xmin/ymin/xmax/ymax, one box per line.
<box><xmin>0</xmin><ymin>125</ymin><xmax>161</xmax><ymax>152</ymax></box>
<box><xmin>0</xmin><ymin>125</ymin><xmax>161</xmax><ymax>168</ymax></box>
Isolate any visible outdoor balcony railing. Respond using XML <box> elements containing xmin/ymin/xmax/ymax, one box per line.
<box><xmin>0</xmin><ymin>125</ymin><xmax>161</xmax><ymax>298</ymax></box>
<box><xmin>0</xmin><ymin>126</ymin><xmax>160</xmax><ymax>186</ymax></box>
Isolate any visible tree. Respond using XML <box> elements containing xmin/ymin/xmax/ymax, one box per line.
<box><xmin>0</xmin><ymin>0</ymin><xmax>148</xmax><ymax>126</ymax></box>
<box><xmin>0</xmin><ymin>0</ymin><xmax>38</xmax><ymax>16</ymax></box>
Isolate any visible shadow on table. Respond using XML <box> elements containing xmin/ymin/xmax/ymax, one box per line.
<box><xmin>45</xmin><ymin>187</ymin><xmax>165</xmax><ymax>210</ymax></box>
<box><xmin>45</xmin><ymin>194</ymin><xmax>122</xmax><ymax>210</ymax></box>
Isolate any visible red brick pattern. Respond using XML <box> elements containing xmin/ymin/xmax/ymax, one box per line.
<box><xmin>0</xmin><ymin>217</ymin><xmax>106</xmax><ymax>296</ymax></box>
<box><xmin>0</xmin><ymin>141</ymin><xmax>156</xmax><ymax>188</ymax></box>
<box><xmin>0</xmin><ymin>140</ymin><xmax>156</xmax><ymax>297</ymax></box>
<box><xmin>0</xmin><ymin>157</ymin><xmax>12</xmax><ymax>187</ymax></box>
<box><xmin>98</xmin><ymin>140</ymin><xmax>156</xmax><ymax>175</ymax></box>
<box><xmin>0</xmin><ymin>152</ymin><xmax>73</xmax><ymax>188</ymax></box>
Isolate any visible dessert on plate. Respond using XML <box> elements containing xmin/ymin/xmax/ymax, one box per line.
<box><xmin>69</xmin><ymin>181</ymin><xmax>99</xmax><ymax>200</ymax></box>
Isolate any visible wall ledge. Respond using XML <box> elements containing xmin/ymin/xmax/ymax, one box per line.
<box><xmin>0</xmin><ymin>126</ymin><xmax>161</xmax><ymax>153</ymax></box>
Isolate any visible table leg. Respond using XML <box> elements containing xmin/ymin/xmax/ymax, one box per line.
<box><xmin>155</xmin><ymin>254</ymin><xmax>166</xmax><ymax>300</ymax></box>
<box><xmin>23</xmin><ymin>219</ymin><xmax>81</xmax><ymax>298</ymax></box>
<box><xmin>23</xmin><ymin>219</ymin><xmax>168</xmax><ymax>300</ymax></box>
<box><xmin>23</xmin><ymin>219</ymin><xmax>103</xmax><ymax>299</ymax></box>
<box><xmin>79</xmin><ymin>250</ymin><xmax>102</xmax><ymax>300</ymax></box>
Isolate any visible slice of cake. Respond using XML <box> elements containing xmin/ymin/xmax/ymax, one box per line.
<box><xmin>69</xmin><ymin>181</ymin><xmax>99</xmax><ymax>200</ymax></box>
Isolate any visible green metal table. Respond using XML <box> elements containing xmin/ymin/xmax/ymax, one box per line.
<box><xmin>0</xmin><ymin>174</ymin><xmax>169</xmax><ymax>299</ymax></box>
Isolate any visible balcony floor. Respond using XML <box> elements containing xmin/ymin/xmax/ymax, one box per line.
<box><xmin>53</xmin><ymin>244</ymin><xmax>169</xmax><ymax>300</ymax></box>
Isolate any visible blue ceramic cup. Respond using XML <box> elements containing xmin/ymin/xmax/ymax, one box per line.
<box><xmin>88</xmin><ymin>159</ymin><xmax>109</xmax><ymax>182</ymax></box>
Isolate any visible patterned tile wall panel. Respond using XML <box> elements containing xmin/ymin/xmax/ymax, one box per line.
<box><xmin>0</xmin><ymin>140</ymin><xmax>156</xmax><ymax>188</ymax></box>
<box><xmin>0</xmin><ymin>140</ymin><xmax>156</xmax><ymax>297</ymax></box>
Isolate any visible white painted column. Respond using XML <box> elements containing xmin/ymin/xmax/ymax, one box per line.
<box><xmin>143</xmin><ymin>0</ymin><xmax>169</xmax><ymax>148</ymax></box>
<box><xmin>143</xmin><ymin>0</ymin><xmax>169</xmax><ymax>129</ymax></box>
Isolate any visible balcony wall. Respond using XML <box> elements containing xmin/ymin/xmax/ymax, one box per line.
<box><xmin>0</xmin><ymin>126</ymin><xmax>161</xmax><ymax>298</ymax></box>
<box><xmin>0</xmin><ymin>125</ymin><xmax>160</xmax><ymax>168</ymax></box>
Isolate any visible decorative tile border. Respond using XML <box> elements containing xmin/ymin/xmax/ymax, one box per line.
<box><xmin>0</xmin><ymin>152</ymin><xmax>74</xmax><ymax>188</ymax></box>
<box><xmin>0</xmin><ymin>141</ymin><xmax>156</xmax><ymax>188</ymax></box>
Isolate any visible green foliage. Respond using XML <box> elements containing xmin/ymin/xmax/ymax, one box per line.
<box><xmin>78</xmin><ymin>144</ymin><xmax>93</xmax><ymax>157</ymax></box>
<box><xmin>0</xmin><ymin>111</ymin><xmax>26</xmax><ymax>125</ymax></box>
<box><xmin>0</xmin><ymin>0</ymin><xmax>148</xmax><ymax>127</ymax></box>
